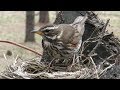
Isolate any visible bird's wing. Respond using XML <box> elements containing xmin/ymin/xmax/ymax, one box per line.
<box><xmin>72</xmin><ymin>14</ymin><xmax>88</xmax><ymax>35</ymax></box>
<box><xmin>72</xmin><ymin>14</ymin><xmax>88</xmax><ymax>26</ymax></box>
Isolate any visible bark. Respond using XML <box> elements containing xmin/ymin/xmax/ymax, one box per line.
<box><xmin>25</xmin><ymin>11</ymin><xmax>35</xmax><ymax>42</ymax></box>
<box><xmin>39</xmin><ymin>11</ymin><xmax>49</xmax><ymax>23</ymax></box>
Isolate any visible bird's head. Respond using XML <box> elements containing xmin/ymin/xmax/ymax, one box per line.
<box><xmin>31</xmin><ymin>25</ymin><xmax>59</xmax><ymax>40</ymax></box>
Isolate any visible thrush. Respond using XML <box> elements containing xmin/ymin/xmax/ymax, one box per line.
<box><xmin>32</xmin><ymin>15</ymin><xmax>88</xmax><ymax>66</ymax></box>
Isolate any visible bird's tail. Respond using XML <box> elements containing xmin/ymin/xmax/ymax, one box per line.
<box><xmin>72</xmin><ymin>14</ymin><xmax>88</xmax><ymax>26</ymax></box>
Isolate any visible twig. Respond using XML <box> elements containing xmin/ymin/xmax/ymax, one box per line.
<box><xmin>0</xmin><ymin>74</ymin><xmax>13</xmax><ymax>79</ymax></box>
<box><xmin>89</xmin><ymin>56</ymin><xmax>99</xmax><ymax>79</ymax></box>
<box><xmin>3</xmin><ymin>54</ymin><xmax>8</xmax><ymax>61</ymax></box>
<box><xmin>80</xmin><ymin>27</ymin><xmax>102</xmax><ymax>56</ymax></box>
<box><xmin>68</xmin><ymin>54</ymin><xmax>76</xmax><ymax>71</ymax></box>
<box><xmin>101</xmin><ymin>19</ymin><xmax>110</xmax><ymax>35</ymax></box>
<box><xmin>13</xmin><ymin>55</ymin><xmax>19</xmax><ymax>67</ymax></box>
<box><xmin>0</xmin><ymin>40</ymin><xmax>42</xmax><ymax>56</ymax></box>
<box><xmin>14</xmin><ymin>55</ymin><xmax>19</xmax><ymax>61</ymax></box>
<box><xmin>88</xmin><ymin>41</ymin><xmax>101</xmax><ymax>56</ymax></box>
<box><xmin>99</xmin><ymin>63</ymin><xmax>115</xmax><ymax>78</ymax></box>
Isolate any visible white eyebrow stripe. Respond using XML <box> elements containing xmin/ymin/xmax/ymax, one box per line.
<box><xmin>43</xmin><ymin>26</ymin><xmax>58</xmax><ymax>30</ymax></box>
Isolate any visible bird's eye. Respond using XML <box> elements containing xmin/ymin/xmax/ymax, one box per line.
<box><xmin>57</xmin><ymin>43</ymin><xmax>62</xmax><ymax>47</ymax></box>
<box><xmin>45</xmin><ymin>29</ymin><xmax>51</xmax><ymax>33</ymax></box>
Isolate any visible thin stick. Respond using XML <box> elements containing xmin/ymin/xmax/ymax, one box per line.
<box><xmin>99</xmin><ymin>63</ymin><xmax>115</xmax><ymax>78</ymax></box>
<box><xmin>0</xmin><ymin>40</ymin><xmax>42</xmax><ymax>56</ymax></box>
<box><xmin>3</xmin><ymin>54</ymin><xmax>8</xmax><ymax>61</ymax></box>
<box><xmin>0</xmin><ymin>74</ymin><xmax>13</xmax><ymax>79</ymax></box>
<box><xmin>69</xmin><ymin>54</ymin><xmax>76</xmax><ymax>70</ymax></box>
<box><xmin>89</xmin><ymin>56</ymin><xmax>99</xmax><ymax>79</ymax></box>
<box><xmin>14</xmin><ymin>55</ymin><xmax>19</xmax><ymax>61</ymax></box>
<box><xmin>13</xmin><ymin>55</ymin><xmax>19</xmax><ymax>67</ymax></box>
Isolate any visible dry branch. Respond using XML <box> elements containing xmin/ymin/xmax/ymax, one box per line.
<box><xmin>0</xmin><ymin>40</ymin><xmax>42</xmax><ymax>56</ymax></box>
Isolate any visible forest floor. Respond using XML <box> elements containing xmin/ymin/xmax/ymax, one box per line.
<box><xmin>0</xmin><ymin>11</ymin><xmax>120</xmax><ymax>73</ymax></box>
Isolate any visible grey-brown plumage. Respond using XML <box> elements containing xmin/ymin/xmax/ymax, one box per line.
<box><xmin>56</xmin><ymin>24</ymin><xmax>76</xmax><ymax>44</ymax></box>
<box><xmin>31</xmin><ymin>15</ymin><xmax>88</xmax><ymax>65</ymax></box>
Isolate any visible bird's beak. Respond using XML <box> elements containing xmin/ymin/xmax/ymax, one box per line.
<box><xmin>31</xmin><ymin>30</ymin><xmax>44</xmax><ymax>36</ymax></box>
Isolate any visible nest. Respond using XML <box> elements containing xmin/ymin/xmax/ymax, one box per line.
<box><xmin>0</xmin><ymin>55</ymin><xmax>115</xmax><ymax>79</ymax></box>
<box><xmin>0</xmin><ymin>57</ymin><xmax>92</xmax><ymax>79</ymax></box>
<box><xmin>0</xmin><ymin>51</ymin><xmax>118</xmax><ymax>79</ymax></box>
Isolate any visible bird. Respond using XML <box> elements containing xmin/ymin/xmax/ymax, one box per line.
<box><xmin>31</xmin><ymin>15</ymin><xmax>88</xmax><ymax>67</ymax></box>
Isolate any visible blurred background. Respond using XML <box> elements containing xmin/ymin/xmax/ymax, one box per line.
<box><xmin>0</xmin><ymin>11</ymin><xmax>120</xmax><ymax>72</ymax></box>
